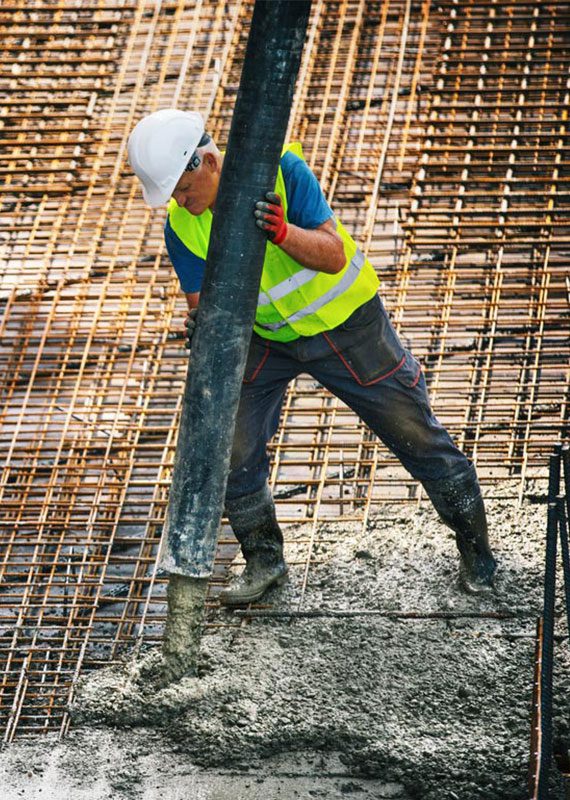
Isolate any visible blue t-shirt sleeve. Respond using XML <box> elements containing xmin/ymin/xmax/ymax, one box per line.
<box><xmin>279</xmin><ymin>152</ymin><xmax>333</xmax><ymax>229</ymax></box>
<box><xmin>164</xmin><ymin>215</ymin><xmax>206</xmax><ymax>293</ymax></box>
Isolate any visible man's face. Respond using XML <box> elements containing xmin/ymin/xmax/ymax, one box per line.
<box><xmin>171</xmin><ymin>152</ymin><xmax>220</xmax><ymax>215</ymax></box>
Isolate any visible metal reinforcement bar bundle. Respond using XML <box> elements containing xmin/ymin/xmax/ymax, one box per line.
<box><xmin>528</xmin><ymin>444</ymin><xmax>570</xmax><ymax>799</ymax></box>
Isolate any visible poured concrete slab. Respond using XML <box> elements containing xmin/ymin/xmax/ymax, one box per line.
<box><xmin>1</xmin><ymin>491</ymin><xmax>569</xmax><ymax>800</ymax></box>
<box><xmin>0</xmin><ymin>736</ymin><xmax>408</xmax><ymax>800</ymax></box>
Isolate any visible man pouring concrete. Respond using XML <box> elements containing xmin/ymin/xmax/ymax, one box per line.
<box><xmin>128</xmin><ymin>108</ymin><xmax>498</xmax><ymax>604</ymax></box>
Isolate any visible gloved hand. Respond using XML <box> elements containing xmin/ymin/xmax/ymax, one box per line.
<box><xmin>184</xmin><ymin>307</ymin><xmax>198</xmax><ymax>350</ymax></box>
<box><xmin>254</xmin><ymin>192</ymin><xmax>288</xmax><ymax>245</ymax></box>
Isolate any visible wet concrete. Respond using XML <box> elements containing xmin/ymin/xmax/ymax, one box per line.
<box><xmin>0</xmin><ymin>735</ymin><xmax>409</xmax><ymax>799</ymax></box>
<box><xmin>2</xmin><ymin>486</ymin><xmax>569</xmax><ymax>799</ymax></box>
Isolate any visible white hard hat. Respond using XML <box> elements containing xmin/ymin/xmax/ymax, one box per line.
<box><xmin>127</xmin><ymin>109</ymin><xmax>205</xmax><ymax>207</ymax></box>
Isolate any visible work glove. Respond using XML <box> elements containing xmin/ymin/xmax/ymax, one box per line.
<box><xmin>184</xmin><ymin>307</ymin><xmax>198</xmax><ymax>350</ymax></box>
<box><xmin>254</xmin><ymin>191</ymin><xmax>288</xmax><ymax>245</ymax></box>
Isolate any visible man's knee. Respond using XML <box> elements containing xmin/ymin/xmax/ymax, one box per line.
<box><xmin>387</xmin><ymin>405</ymin><xmax>470</xmax><ymax>482</ymax></box>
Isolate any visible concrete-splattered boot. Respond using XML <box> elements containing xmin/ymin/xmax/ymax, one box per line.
<box><xmin>422</xmin><ymin>464</ymin><xmax>498</xmax><ymax>593</ymax></box>
<box><xmin>220</xmin><ymin>484</ymin><xmax>288</xmax><ymax>606</ymax></box>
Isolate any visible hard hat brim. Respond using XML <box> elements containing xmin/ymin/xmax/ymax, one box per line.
<box><xmin>142</xmin><ymin>174</ymin><xmax>181</xmax><ymax>208</ymax></box>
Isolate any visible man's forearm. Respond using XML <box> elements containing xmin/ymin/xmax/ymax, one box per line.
<box><xmin>278</xmin><ymin>222</ymin><xmax>345</xmax><ymax>274</ymax></box>
<box><xmin>254</xmin><ymin>194</ymin><xmax>345</xmax><ymax>274</ymax></box>
<box><xmin>185</xmin><ymin>291</ymin><xmax>200</xmax><ymax>311</ymax></box>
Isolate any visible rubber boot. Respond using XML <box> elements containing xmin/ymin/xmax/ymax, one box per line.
<box><xmin>422</xmin><ymin>464</ymin><xmax>498</xmax><ymax>593</ymax></box>
<box><xmin>220</xmin><ymin>484</ymin><xmax>288</xmax><ymax>606</ymax></box>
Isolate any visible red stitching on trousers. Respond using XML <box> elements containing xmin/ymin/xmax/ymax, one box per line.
<box><xmin>323</xmin><ymin>332</ymin><xmax>407</xmax><ymax>387</ymax></box>
<box><xmin>243</xmin><ymin>344</ymin><xmax>270</xmax><ymax>384</ymax></box>
<box><xmin>410</xmin><ymin>365</ymin><xmax>421</xmax><ymax>388</ymax></box>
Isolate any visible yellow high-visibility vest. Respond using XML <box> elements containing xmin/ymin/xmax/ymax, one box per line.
<box><xmin>167</xmin><ymin>142</ymin><xmax>379</xmax><ymax>342</ymax></box>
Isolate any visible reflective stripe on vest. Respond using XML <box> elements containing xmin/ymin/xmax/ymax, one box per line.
<box><xmin>257</xmin><ymin>266</ymin><xmax>318</xmax><ymax>306</ymax></box>
<box><xmin>257</xmin><ymin>249</ymin><xmax>365</xmax><ymax>331</ymax></box>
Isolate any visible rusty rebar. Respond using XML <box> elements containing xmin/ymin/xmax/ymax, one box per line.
<box><xmin>0</xmin><ymin>0</ymin><xmax>569</xmax><ymax>739</ymax></box>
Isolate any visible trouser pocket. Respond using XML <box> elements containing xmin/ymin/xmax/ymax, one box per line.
<box><xmin>392</xmin><ymin>349</ymin><xmax>422</xmax><ymax>389</ymax></box>
<box><xmin>324</xmin><ymin>294</ymin><xmax>406</xmax><ymax>385</ymax></box>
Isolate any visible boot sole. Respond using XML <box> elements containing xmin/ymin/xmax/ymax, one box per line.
<box><xmin>219</xmin><ymin>569</ymin><xmax>289</xmax><ymax>607</ymax></box>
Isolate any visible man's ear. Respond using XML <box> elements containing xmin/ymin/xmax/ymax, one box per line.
<box><xmin>203</xmin><ymin>152</ymin><xmax>219</xmax><ymax>172</ymax></box>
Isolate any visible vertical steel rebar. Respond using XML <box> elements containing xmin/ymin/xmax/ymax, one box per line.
<box><xmin>556</xmin><ymin>497</ymin><xmax>570</xmax><ymax>646</ymax></box>
<box><xmin>536</xmin><ymin>449</ymin><xmax>562</xmax><ymax>798</ymax></box>
<box><xmin>528</xmin><ymin>616</ymin><xmax>544</xmax><ymax>800</ymax></box>
<box><xmin>560</xmin><ymin>445</ymin><xmax>570</xmax><ymax>643</ymax></box>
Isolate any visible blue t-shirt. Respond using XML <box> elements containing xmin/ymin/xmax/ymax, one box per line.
<box><xmin>164</xmin><ymin>151</ymin><xmax>334</xmax><ymax>294</ymax></box>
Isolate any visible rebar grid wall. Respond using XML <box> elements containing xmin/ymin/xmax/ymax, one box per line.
<box><xmin>0</xmin><ymin>0</ymin><xmax>568</xmax><ymax>739</ymax></box>
<box><xmin>400</xmin><ymin>0</ymin><xmax>570</xmax><ymax>503</ymax></box>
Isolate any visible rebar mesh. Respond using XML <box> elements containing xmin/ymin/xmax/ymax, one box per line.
<box><xmin>0</xmin><ymin>0</ymin><xmax>568</xmax><ymax>740</ymax></box>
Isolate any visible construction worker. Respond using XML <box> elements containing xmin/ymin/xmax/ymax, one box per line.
<box><xmin>128</xmin><ymin>108</ymin><xmax>498</xmax><ymax>605</ymax></box>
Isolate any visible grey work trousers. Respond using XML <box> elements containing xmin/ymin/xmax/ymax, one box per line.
<box><xmin>226</xmin><ymin>293</ymin><xmax>470</xmax><ymax>501</ymax></box>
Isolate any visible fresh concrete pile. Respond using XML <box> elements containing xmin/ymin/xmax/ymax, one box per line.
<box><xmin>2</xmin><ymin>485</ymin><xmax>569</xmax><ymax>799</ymax></box>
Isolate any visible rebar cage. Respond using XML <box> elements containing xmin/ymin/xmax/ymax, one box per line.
<box><xmin>0</xmin><ymin>0</ymin><xmax>569</xmax><ymax>740</ymax></box>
